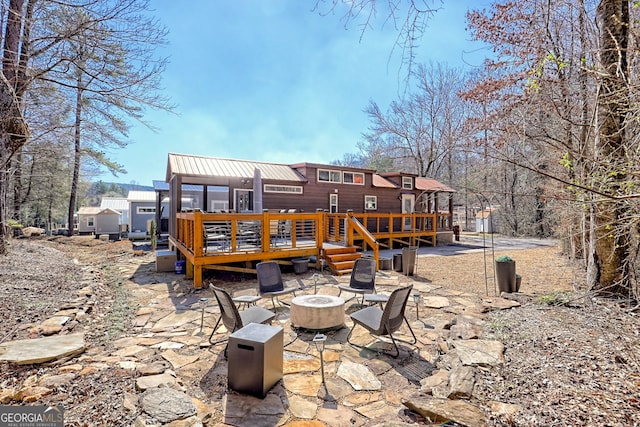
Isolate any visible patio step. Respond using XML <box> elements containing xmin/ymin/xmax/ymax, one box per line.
<box><xmin>322</xmin><ymin>246</ymin><xmax>361</xmax><ymax>275</ymax></box>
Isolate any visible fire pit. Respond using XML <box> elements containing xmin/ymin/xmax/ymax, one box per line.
<box><xmin>290</xmin><ymin>295</ymin><xmax>345</xmax><ymax>331</ymax></box>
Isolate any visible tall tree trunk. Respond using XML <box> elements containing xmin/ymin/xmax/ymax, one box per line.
<box><xmin>67</xmin><ymin>73</ymin><xmax>84</xmax><ymax>237</ymax></box>
<box><xmin>12</xmin><ymin>152</ymin><xmax>21</xmax><ymax>220</ymax></box>
<box><xmin>0</xmin><ymin>0</ymin><xmax>28</xmax><ymax>254</ymax></box>
<box><xmin>577</xmin><ymin>0</ymin><xmax>590</xmax><ymax>267</ymax></box>
<box><xmin>592</xmin><ymin>0</ymin><xmax>630</xmax><ymax>296</ymax></box>
<box><xmin>11</xmin><ymin>0</ymin><xmax>34</xmax><ymax>223</ymax></box>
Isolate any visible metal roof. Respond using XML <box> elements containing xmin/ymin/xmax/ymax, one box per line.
<box><xmin>415</xmin><ymin>177</ymin><xmax>456</xmax><ymax>193</ymax></box>
<box><xmin>77</xmin><ymin>207</ymin><xmax>121</xmax><ymax>215</ymax></box>
<box><xmin>372</xmin><ymin>174</ymin><xmax>399</xmax><ymax>188</ymax></box>
<box><xmin>127</xmin><ymin>190</ymin><xmax>156</xmax><ymax>202</ymax></box>
<box><xmin>152</xmin><ymin>180</ymin><xmax>169</xmax><ymax>191</ymax></box>
<box><xmin>166</xmin><ymin>153</ymin><xmax>307</xmax><ymax>183</ymax></box>
<box><xmin>100</xmin><ymin>197</ymin><xmax>129</xmax><ymax>211</ymax></box>
<box><xmin>152</xmin><ymin>180</ymin><xmax>208</xmax><ymax>192</ymax></box>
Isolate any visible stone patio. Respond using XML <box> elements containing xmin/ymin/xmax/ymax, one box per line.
<box><xmin>1</xmin><ymin>256</ymin><xmax>520</xmax><ymax>426</ymax></box>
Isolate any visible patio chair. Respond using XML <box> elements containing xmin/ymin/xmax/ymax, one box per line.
<box><xmin>208</xmin><ymin>284</ymin><xmax>275</xmax><ymax>355</ymax></box>
<box><xmin>337</xmin><ymin>257</ymin><xmax>377</xmax><ymax>304</ymax></box>
<box><xmin>347</xmin><ymin>284</ymin><xmax>417</xmax><ymax>358</ymax></box>
<box><xmin>256</xmin><ymin>261</ymin><xmax>299</xmax><ymax>309</ymax></box>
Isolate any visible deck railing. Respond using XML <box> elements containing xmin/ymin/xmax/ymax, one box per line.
<box><xmin>174</xmin><ymin>210</ymin><xmax>449</xmax><ymax>255</ymax></box>
<box><xmin>175</xmin><ymin>210</ymin><xmax>324</xmax><ymax>257</ymax></box>
<box><xmin>171</xmin><ymin>210</ymin><xmax>449</xmax><ymax>288</ymax></box>
<box><xmin>326</xmin><ymin>211</ymin><xmax>441</xmax><ymax>238</ymax></box>
<box><xmin>346</xmin><ymin>213</ymin><xmax>379</xmax><ymax>262</ymax></box>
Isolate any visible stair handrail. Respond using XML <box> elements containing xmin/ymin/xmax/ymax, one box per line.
<box><xmin>346</xmin><ymin>211</ymin><xmax>379</xmax><ymax>268</ymax></box>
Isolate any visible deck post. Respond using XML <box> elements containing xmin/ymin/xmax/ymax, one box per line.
<box><xmin>194</xmin><ymin>210</ymin><xmax>204</xmax><ymax>257</ymax></box>
<box><xmin>261</xmin><ymin>210</ymin><xmax>271</xmax><ymax>251</ymax></box>
<box><xmin>315</xmin><ymin>209</ymin><xmax>324</xmax><ymax>251</ymax></box>
<box><xmin>193</xmin><ymin>264</ymin><xmax>203</xmax><ymax>289</ymax></box>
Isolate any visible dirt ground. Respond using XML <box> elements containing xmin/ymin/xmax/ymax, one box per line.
<box><xmin>1</xmin><ymin>235</ymin><xmax>639</xmax><ymax>426</ymax></box>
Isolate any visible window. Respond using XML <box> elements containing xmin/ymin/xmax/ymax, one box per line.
<box><xmin>318</xmin><ymin>169</ymin><xmax>341</xmax><ymax>183</ymax></box>
<box><xmin>87</xmin><ymin>217</ymin><xmax>95</xmax><ymax>227</ymax></box>
<box><xmin>364</xmin><ymin>195</ymin><xmax>377</xmax><ymax>210</ymax></box>
<box><xmin>264</xmin><ymin>184</ymin><xmax>303</xmax><ymax>194</ymax></box>
<box><xmin>343</xmin><ymin>172</ymin><xmax>364</xmax><ymax>185</ymax></box>
<box><xmin>402</xmin><ymin>176</ymin><xmax>413</xmax><ymax>189</ymax></box>
<box><xmin>137</xmin><ymin>206</ymin><xmax>155</xmax><ymax>214</ymax></box>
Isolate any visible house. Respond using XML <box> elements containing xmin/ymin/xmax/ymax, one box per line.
<box><xmin>100</xmin><ymin>197</ymin><xmax>129</xmax><ymax>227</ymax></box>
<box><xmin>160</xmin><ymin>152</ymin><xmax>457</xmax><ymax>288</ymax></box>
<box><xmin>164</xmin><ymin>152</ymin><xmax>456</xmax><ymax>236</ymax></box>
<box><xmin>76</xmin><ymin>207</ymin><xmax>121</xmax><ymax>238</ymax></box>
<box><xmin>127</xmin><ymin>190</ymin><xmax>156</xmax><ymax>238</ymax></box>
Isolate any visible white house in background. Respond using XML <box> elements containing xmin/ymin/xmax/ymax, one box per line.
<box><xmin>100</xmin><ymin>197</ymin><xmax>129</xmax><ymax>226</ymax></box>
<box><xmin>76</xmin><ymin>207</ymin><xmax>121</xmax><ymax>236</ymax></box>
<box><xmin>127</xmin><ymin>190</ymin><xmax>156</xmax><ymax>237</ymax></box>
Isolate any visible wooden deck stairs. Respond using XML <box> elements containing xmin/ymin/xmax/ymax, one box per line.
<box><xmin>322</xmin><ymin>246</ymin><xmax>362</xmax><ymax>275</ymax></box>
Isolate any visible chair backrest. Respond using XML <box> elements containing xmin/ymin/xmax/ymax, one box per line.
<box><xmin>269</xmin><ymin>220</ymin><xmax>279</xmax><ymax>236</ymax></box>
<box><xmin>350</xmin><ymin>258</ymin><xmax>376</xmax><ymax>290</ymax></box>
<box><xmin>256</xmin><ymin>261</ymin><xmax>284</xmax><ymax>293</ymax></box>
<box><xmin>210</xmin><ymin>284</ymin><xmax>243</xmax><ymax>333</ymax></box>
<box><xmin>380</xmin><ymin>284</ymin><xmax>413</xmax><ymax>334</ymax></box>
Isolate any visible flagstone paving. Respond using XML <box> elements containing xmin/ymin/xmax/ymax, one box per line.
<box><xmin>1</xmin><ymin>255</ymin><xmax>523</xmax><ymax>426</ymax></box>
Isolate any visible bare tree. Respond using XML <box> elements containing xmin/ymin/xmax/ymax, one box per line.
<box><xmin>464</xmin><ymin>0</ymin><xmax>640</xmax><ymax>297</ymax></box>
<box><xmin>313</xmin><ymin>0</ymin><xmax>443</xmax><ymax>88</ymax></box>
<box><xmin>0</xmin><ymin>0</ymin><xmax>170</xmax><ymax>249</ymax></box>
<box><xmin>362</xmin><ymin>62</ymin><xmax>470</xmax><ymax>179</ymax></box>
<box><xmin>0</xmin><ymin>0</ymin><xmax>30</xmax><ymax>254</ymax></box>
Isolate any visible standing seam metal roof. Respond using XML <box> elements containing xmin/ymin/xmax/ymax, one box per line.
<box><xmin>127</xmin><ymin>191</ymin><xmax>157</xmax><ymax>202</ymax></box>
<box><xmin>166</xmin><ymin>153</ymin><xmax>306</xmax><ymax>182</ymax></box>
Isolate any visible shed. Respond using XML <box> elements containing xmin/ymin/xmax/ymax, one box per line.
<box><xmin>475</xmin><ymin>209</ymin><xmax>497</xmax><ymax>233</ymax></box>
<box><xmin>100</xmin><ymin>197</ymin><xmax>129</xmax><ymax>226</ymax></box>
<box><xmin>76</xmin><ymin>207</ymin><xmax>121</xmax><ymax>236</ymax></box>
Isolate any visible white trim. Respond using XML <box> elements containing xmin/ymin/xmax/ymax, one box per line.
<box><xmin>234</xmin><ymin>188</ymin><xmax>253</xmax><ymax>212</ymax></box>
<box><xmin>402</xmin><ymin>176</ymin><xmax>413</xmax><ymax>189</ymax></box>
<box><xmin>318</xmin><ymin>169</ymin><xmax>342</xmax><ymax>183</ymax></box>
<box><xmin>343</xmin><ymin>171</ymin><xmax>364</xmax><ymax>185</ymax></box>
<box><xmin>364</xmin><ymin>195</ymin><xmax>377</xmax><ymax>210</ymax></box>
<box><xmin>329</xmin><ymin>194</ymin><xmax>338</xmax><ymax>213</ymax></box>
<box><xmin>264</xmin><ymin>184</ymin><xmax>303</xmax><ymax>194</ymax></box>
<box><xmin>136</xmin><ymin>206</ymin><xmax>155</xmax><ymax>214</ymax></box>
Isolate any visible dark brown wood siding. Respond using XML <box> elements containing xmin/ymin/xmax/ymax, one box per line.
<box><xmin>257</xmin><ymin>166</ymin><xmax>418</xmax><ymax>214</ymax></box>
<box><xmin>201</xmin><ymin>168</ymin><xmax>440</xmax><ymax>215</ymax></box>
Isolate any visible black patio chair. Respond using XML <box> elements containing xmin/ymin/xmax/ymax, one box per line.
<box><xmin>256</xmin><ymin>261</ymin><xmax>299</xmax><ymax>309</ymax></box>
<box><xmin>208</xmin><ymin>284</ymin><xmax>275</xmax><ymax>356</ymax></box>
<box><xmin>347</xmin><ymin>284</ymin><xmax>417</xmax><ymax>358</ymax></box>
<box><xmin>337</xmin><ymin>257</ymin><xmax>377</xmax><ymax>304</ymax></box>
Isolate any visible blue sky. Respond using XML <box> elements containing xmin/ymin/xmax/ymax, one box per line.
<box><xmin>98</xmin><ymin>1</ymin><xmax>491</xmax><ymax>187</ymax></box>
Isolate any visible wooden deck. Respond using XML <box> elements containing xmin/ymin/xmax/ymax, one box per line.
<box><xmin>170</xmin><ymin>210</ymin><xmax>449</xmax><ymax>288</ymax></box>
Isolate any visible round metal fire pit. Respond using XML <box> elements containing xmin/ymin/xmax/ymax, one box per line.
<box><xmin>290</xmin><ymin>295</ymin><xmax>345</xmax><ymax>331</ymax></box>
